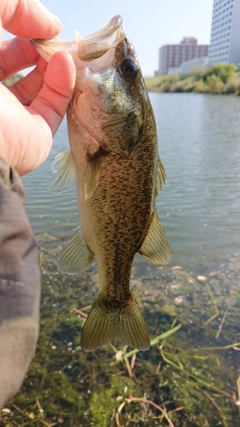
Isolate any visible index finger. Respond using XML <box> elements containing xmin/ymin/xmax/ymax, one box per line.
<box><xmin>0</xmin><ymin>38</ymin><xmax>41</xmax><ymax>80</ymax></box>
<box><xmin>0</xmin><ymin>0</ymin><xmax>61</xmax><ymax>41</ymax></box>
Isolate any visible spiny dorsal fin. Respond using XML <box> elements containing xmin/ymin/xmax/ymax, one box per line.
<box><xmin>74</xmin><ymin>29</ymin><xmax>82</xmax><ymax>42</ymax></box>
<box><xmin>80</xmin><ymin>291</ymin><xmax>150</xmax><ymax>352</ymax></box>
<box><xmin>59</xmin><ymin>226</ymin><xmax>93</xmax><ymax>273</ymax></box>
<box><xmin>155</xmin><ymin>157</ymin><xmax>167</xmax><ymax>197</ymax></box>
<box><xmin>139</xmin><ymin>209</ymin><xmax>171</xmax><ymax>264</ymax></box>
<box><xmin>84</xmin><ymin>150</ymin><xmax>101</xmax><ymax>200</ymax></box>
<box><xmin>49</xmin><ymin>150</ymin><xmax>75</xmax><ymax>193</ymax></box>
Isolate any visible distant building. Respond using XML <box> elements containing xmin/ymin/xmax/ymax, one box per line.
<box><xmin>167</xmin><ymin>67</ymin><xmax>181</xmax><ymax>75</ymax></box>
<box><xmin>209</xmin><ymin>0</ymin><xmax>240</xmax><ymax>66</ymax></box>
<box><xmin>179</xmin><ymin>56</ymin><xmax>209</xmax><ymax>74</ymax></box>
<box><xmin>167</xmin><ymin>57</ymin><xmax>209</xmax><ymax>75</ymax></box>
<box><xmin>158</xmin><ymin>38</ymin><xmax>209</xmax><ymax>75</ymax></box>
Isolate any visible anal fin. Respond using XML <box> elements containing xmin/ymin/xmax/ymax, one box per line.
<box><xmin>155</xmin><ymin>156</ymin><xmax>167</xmax><ymax>197</ymax></box>
<box><xmin>59</xmin><ymin>226</ymin><xmax>93</xmax><ymax>273</ymax></box>
<box><xmin>139</xmin><ymin>209</ymin><xmax>171</xmax><ymax>264</ymax></box>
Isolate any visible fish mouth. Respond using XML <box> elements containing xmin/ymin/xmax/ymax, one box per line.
<box><xmin>84</xmin><ymin>15</ymin><xmax>123</xmax><ymax>44</ymax></box>
<box><xmin>78</xmin><ymin>15</ymin><xmax>124</xmax><ymax>62</ymax></box>
<box><xmin>30</xmin><ymin>15</ymin><xmax>124</xmax><ymax>65</ymax></box>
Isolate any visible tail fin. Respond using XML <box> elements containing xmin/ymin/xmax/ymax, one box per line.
<box><xmin>80</xmin><ymin>292</ymin><xmax>150</xmax><ymax>352</ymax></box>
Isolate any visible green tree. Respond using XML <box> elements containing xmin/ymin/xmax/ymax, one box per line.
<box><xmin>204</xmin><ymin>63</ymin><xmax>237</xmax><ymax>83</ymax></box>
<box><xmin>225</xmin><ymin>72</ymin><xmax>240</xmax><ymax>94</ymax></box>
<box><xmin>206</xmin><ymin>74</ymin><xmax>224</xmax><ymax>94</ymax></box>
<box><xmin>193</xmin><ymin>79</ymin><xmax>209</xmax><ymax>93</ymax></box>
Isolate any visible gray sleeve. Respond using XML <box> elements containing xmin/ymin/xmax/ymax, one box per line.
<box><xmin>0</xmin><ymin>158</ymin><xmax>40</xmax><ymax>408</ymax></box>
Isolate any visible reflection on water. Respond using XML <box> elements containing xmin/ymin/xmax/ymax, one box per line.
<box><xmin>152</xmin><ymin>93</ymin><xmax>240</xmax><ymax>269</ymax></box>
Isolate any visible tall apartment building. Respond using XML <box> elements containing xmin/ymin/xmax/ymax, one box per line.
<box><xmin>209</xmin><ymin>0</ymin><xmax>240</xmax><ymax>65</ymax></box>
<box><xmin>158</xmin><ymin>38</ymin><xmax>209</xmax><ymax>75</ymax></box>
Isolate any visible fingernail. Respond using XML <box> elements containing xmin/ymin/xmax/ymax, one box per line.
<box><xmin>39</xmin><ymin>2</ymin><xmax>62</xmax><ymax>31</ymax></box>
<box><xmin>51</xmin><ymin>14</ymin><xmax>62</xmax><ymax>29</ymax></box>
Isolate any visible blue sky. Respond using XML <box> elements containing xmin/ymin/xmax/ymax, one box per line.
<box><xmin>3</xmin><ymin>0</ymin><xmax>214</xmax><ymax>76</ymax></box>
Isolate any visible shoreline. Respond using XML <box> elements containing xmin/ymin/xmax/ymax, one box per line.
<box><xmin>145</xmin><ymin>64</ymin><xmax>240</xmax><ymax>96</ymax></box>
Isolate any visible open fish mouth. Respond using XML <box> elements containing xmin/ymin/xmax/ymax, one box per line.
<box><xmin>30</xmin><ymin>15</ymin><xmax>124</xmax><ymax>64</ymax></box>
<box><xmin>83</xmin><ymin>15</ymin><xmax>123</xmax><ymax>43</ymax></box>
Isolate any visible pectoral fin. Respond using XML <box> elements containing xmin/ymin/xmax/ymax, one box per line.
<box><xmin>49</xmin><ymin>150</ymin><xmax>75</xmax><ymax>193</ymax></box>
<box><xmin>59</xmin><ymin>226</ymin><xmax>93</xmax><ymax>273</ymax></box>
<box><xmin>84</xmin><ymin>150</ymin><xmax>101</xmax><ymax>200</ymax></box>
<box><xmin>139</xmin><ymin>209</ymin><xmax>171</xmax><ymax>264</ymax></box>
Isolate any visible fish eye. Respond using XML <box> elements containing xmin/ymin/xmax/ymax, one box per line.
<box><xmin>120</xmin><ymin>58</ymin><xmax>139</xmax><ymax>80</ymax></box>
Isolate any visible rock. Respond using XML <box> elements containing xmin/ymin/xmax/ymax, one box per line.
<box><xmin>161</xmin><ymin>305</ymin><xmax>177</xmax><ymax>317</ymax></box>
<box><xmin>115</xmin><ymin>351</ymin><xmax>123</xmax><ymax>360</ymax></box>
<box><xmin>174</xmin><ymin>295</ymin><xmax>185</xmax><ymax>305</ymax></box>
<box><xmin>36</xmin><ymin>233</ymin><xmax>57</xmax><ymax>242</ymax></box>
<box><xmin>1</xmin><ymin>408</ymin><xmax>11</xmax><ymax>414</ymax></box>
<box><xmin>91</xmin><ymin>273</ymin><xmax>99</xmax><ymax>284</ymax></box>
<box><xmin>197</xmin><ymin>275</ymin><xmax>207</xmax><ymax>282</ymax></box>
<box><xmin>209</xmin><ymin>271</ymin><xmax>219</xmax><ymax>277</ymax></box>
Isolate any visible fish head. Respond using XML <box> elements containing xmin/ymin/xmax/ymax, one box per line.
<box><xmin>31</xmin><ymin>16</ymin><xmax>150</xmax><ymax>156</ymax></box>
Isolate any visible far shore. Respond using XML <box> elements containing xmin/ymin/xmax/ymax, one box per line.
<box><xmin>145</xmin><ymin>63</ymin><xmax>240</xmax><ymax>96</ymax></box>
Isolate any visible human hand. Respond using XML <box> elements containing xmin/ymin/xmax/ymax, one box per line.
<box><xmin>0</xmin><ymin>0</ymin><xmax>76</xmax><ymax>176</ymax></box>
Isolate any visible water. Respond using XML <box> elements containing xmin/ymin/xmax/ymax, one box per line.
<box><xmin>23</xmin><ymin>92</ymin><xmax>240</xmax><ymax>270</ymax></box>
<box><xmin>18</xmin><ymin>93</ymin><xmax>240</xmax><ymax>425</ymax></box>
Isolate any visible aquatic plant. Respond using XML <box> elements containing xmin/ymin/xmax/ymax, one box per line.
<box><xmin>1</xmin><ymin>240</ymin><xmax>240</xmax><ymax>426</ymax></box>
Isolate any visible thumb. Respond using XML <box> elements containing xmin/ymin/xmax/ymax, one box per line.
<box><xmin>29</xmin><ymin>50</ymin><xmax>76</xmax><ymax>136</ymax></box>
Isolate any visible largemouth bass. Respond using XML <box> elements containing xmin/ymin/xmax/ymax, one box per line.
<box><xmin>32</xmin><ymin>15</ymin><xmax>171</xmax><ymax>351</ymax></box>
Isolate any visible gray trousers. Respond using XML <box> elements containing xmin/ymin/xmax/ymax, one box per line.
<box><xmin>0</xmin><ymin>158</ymin><xmax>40</xmax><ymax>407</ymax></box>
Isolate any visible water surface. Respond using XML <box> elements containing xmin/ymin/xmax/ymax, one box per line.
<box><xmin>23</xmin><ymin>92</ymin><xmax>240</xmax><ymax>271</ymax></box>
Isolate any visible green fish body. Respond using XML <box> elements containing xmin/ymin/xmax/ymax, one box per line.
<box><xmin>32</xmin><ymin>16</ymin><xmax>171</xmax><ymax>351</ymax></box>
